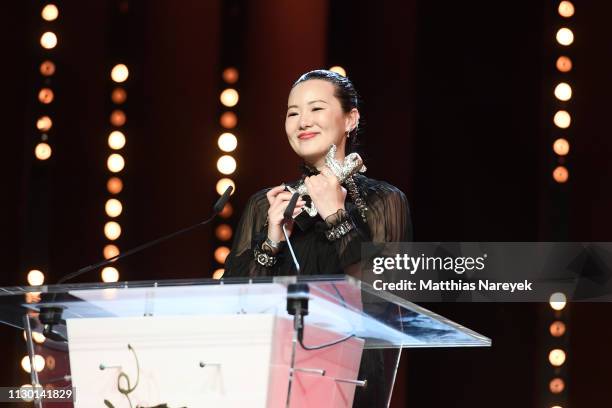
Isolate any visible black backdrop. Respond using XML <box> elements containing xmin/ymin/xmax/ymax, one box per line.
<box><xmin>1</xmin><ymin>1</ymin><xmax>611</xmax><ymax>406</ymax></box>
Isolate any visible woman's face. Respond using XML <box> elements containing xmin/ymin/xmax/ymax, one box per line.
<box><xmin>285</xmin><ymin>79</ymin><xmax>357</xmax><ymax>167</ymax></box>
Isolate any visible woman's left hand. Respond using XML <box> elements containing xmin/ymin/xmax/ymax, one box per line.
<box><xmin>304</xmin><ymin>166</ymin><xmax>347</xmax><ymax>220</ymax></box>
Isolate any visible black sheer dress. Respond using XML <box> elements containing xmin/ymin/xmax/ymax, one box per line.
<box><xmin>225</xmin><ymin>169</ymin><xmax>412</xmax><ymax>407</ymax></box>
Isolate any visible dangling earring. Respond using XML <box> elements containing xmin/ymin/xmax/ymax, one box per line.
<box><xmin>347</xmin><ymin>122</ymin><xmax>358</xmax><ymax>138</ymax></box>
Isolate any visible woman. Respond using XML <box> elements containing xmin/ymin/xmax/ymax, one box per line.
<box><xmin>226</xmin><ymin>70</ymin><xmax>411</xmax><ymax>277</ymax></box>
<box><xmin>225</xmin><ymin>70</ymin><xmax>411</xmax><ymax>407</ymax></box>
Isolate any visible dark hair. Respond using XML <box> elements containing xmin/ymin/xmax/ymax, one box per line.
<box><xmin>292</xmin><ymin>69</ymin><xmax>362</xmax><ymax>153</ymax></box>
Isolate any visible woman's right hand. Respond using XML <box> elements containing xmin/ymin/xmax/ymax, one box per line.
<box><xmin>266</xmin><ymin>185</ymin><xmax>305</xmax><ymax>246</ymax></box>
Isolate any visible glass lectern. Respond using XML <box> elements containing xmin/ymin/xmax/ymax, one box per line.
<box><xmin>0</xmin><ymin>275</ymin><xmax>490</xmax><ymax>407</ymax></box>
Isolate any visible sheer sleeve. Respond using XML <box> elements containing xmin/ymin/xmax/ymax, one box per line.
<box><xmin>224</xmin><ymin>178</ymin><xmax>412</xmax><ymax>277</ymax></box>
<box><xmin>368</xmin><ymin>182</ymin><xmax>412</xmax><ymax>242</ymax></box>
<box><xmin>224</xmin><ymin>189</ymin><xmax>274</xmax><ymax>277</ymax></box>
<box><xmin>331</xmin><ymin>179</ymin><xmax>412</xmax><ymax>269</ymax></box>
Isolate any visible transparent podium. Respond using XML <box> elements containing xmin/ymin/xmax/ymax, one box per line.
<box><xmin>0</xmin><ymin>275</ymin><xmax>490</xmax><ymax>407</ymax></box>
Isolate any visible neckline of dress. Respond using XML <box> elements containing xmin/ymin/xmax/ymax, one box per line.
<box><xmin>300</xmin><ymin>163</ymin><xmax>320</xmax><ymax>177</ymax></box>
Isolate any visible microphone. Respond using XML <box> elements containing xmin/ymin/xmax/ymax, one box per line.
<box><xmin>283</xmin><ymin>192</ymin><xmax>300</xmax><ymax>221</ymax></box>
<box><xmin>213</xmin><ymin>185</ymin><xmax>233</xmax><ymax>214</ymax></box>
<box><xmin>37</xmin><ymin>186</ymin><xmax>234</xmax><ymax>341</ymax></box>
<box><xmin>282</xmin><ymin>192</ymin><xmax>301</xmax><ymax>274</ymax></box>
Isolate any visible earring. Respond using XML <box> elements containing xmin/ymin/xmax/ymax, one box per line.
<box><xmin>346</xmin><ymin>130</ymin><xmax>350</xmax><ymax>138</ymax></box>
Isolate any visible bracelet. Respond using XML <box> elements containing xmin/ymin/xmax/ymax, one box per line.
<box><xmin>263</xmin><ymin>237</ymin><xmax>282</xmax><ymax>251</ymax></box>
<box><xmin>324</xmin><ymin>219</ymin><xmax>355</xmax><ymax>241</ymax></box>
<box><xmin>324</xmin><ymin>209</ymin><xmax>348</xmax><ymax>228</ymax></box>
<box><xmin>254</xmin><ymin>247</ymin><xmax>277</xmax><ymax>267</ymax></box>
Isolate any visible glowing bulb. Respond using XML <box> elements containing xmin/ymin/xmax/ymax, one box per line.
<box><xmin>222</xmin><ymin>67</ymin><xmax>239</xmax><ymax>84</ymax></box>
<box><xmin>20</xmin><ymin>385</ymin><xmax>35</xmax><ymax>402</ymax></box>
<box><xmin>556</xmin><ymin>56</ymin><xmax>572</xmax><ymax>72</ymax></box>
<box><xmin>25</xmin><ymin>292</ymin><xmax>41</xmax><ymax>304</ymax></box>
<box><xmin>220</xmin><ymin>111</ymin><xmax>237</xmax><ymax>128</ymax></box>
<box><xmin>39</xmin><ymin>60</ymin><xmax>55</xmax><ymax>76</ymax></box>
<box><xmin>329</xmin><ymin>66</ymin><xmax>347</xmax><ymax>77</ymax></box>
<box><xmin>36</xmin><ymin>116</ymin><xmax>52</xmax><ymax>132</ymax></box>
<box><xmin>46</xmin><ymin>355</ymin><xmax>56</xmax><ymax>370</ymax></box>
<box><xmin>41</xmin><ymin>4</ymin><xmax>59</xmax><ymax>21</ymax></box>
<box><xmin>214</xmin><ymin>246</ymin><xmax>230</xmax><ymax>264</ymax></box>
<box><xmin>40</xmin><ymin>32</ymin><xmax>57</xmax><ymax>49</ymax></box>
<box><xmin>549</xmin><ymin>349</ymin><xmax>566</xmax><ymax>366</ymax></box>
<box><xmin>107</xmin><ymin>177</ymin><xmax>123</xmax><ymax>194</ymax></box>
<box><xmin>219</xmin><ymin>202</ymin><xmax>233</xmax><ymax>218</ymax></box>
<box><xmin>558</xmin><ymin>1</ymin><xmax>575</xmax><ymax>18</ymax></box>
<box><xmin>34</xmin><ymin>332</ymin><xmax>46</xmax><ymax>344</ymax></box>
<box><xmin>550</xmin><ymin>378</ymin><xmax>565</xmax><ymax>393</ymax></box>
<box><xmin>216</xmin><ymin>178</ymin><xmax>235</xmax><ymax>195</ymax></box>
<box><xmin>108</xmin><ymin>130</ymin><xmax>126</xmax><ymax>150</ymax></box>
<box><xmin>220</xmin><ymin>88</ymin><xmax>239</xmax><ymax>107</ymax></box>
<box><xmin>101</xmin><ymin>266</ymin><xmax>119</xmax><ymax>282</ymax></box>
<box><xmin>35</xmin><ymin>142</ymin><xmax>52</xmax><ymax>160</ymax></box>
<box><xmin>21</xmin><ymin>355</ymin><xmax>45</xmax><ymax>373</ymax></box>
<box><xmin>27</xmin><ymin>270</ymin><xmax>44</xmax><ymax>286</ymax></box>
<box><xmin>33</xmin><ymin>332</ymin><xmax>46</xmax><ymax>343</ymax></box>
<box><xmin>22</xmin><ymin>331</ymin><xmax>46</xmax><ymax>344</ymax></box>
<box><xmin>111</xmin><ymin>88</ymin><xmax>127</xmax><ymax>104</ymax></box>
<box><xmin>107</xmin><ymin>153</ymin><xmax>125</xmax><ymax>173</ymax></box>
<box><xmin>104</xmin><ymin>221</ymin><xmax>121</xmax><ymax>240</ymax></box>
<box><xmin>103</xmin><ymin>244</ymin><xmax>120</xmax><ymax>259</ymax></box>
<box><xmin>105</xmin><ymin>198</ymin><xmax>123</xmax><ymax>217</ymax></box>
<box><xmin>212</xmin><ymin>268</ymin><xmax>225</xmax><ymax>279</ymax></box>
<box><xmin>218</xmin><ymin>133</ymin><xmax>237</xmax><ymax>152</ymax></box>
<box><xmin>549</xmin><ymin>292</ymin><xmax>567</xmax><ymax>310</ymax></box>
<box><xmin>215</xmin><ymin>224</ymin><xmax>233</xmax><ymax>241</ymax></box>
<box><xmin>553</xmin><ymin>110</ymin><xmax>571</xmax><ymax>129</ymax></box>
<box><xmin>553</xmin><ymin>166</ymin><xmax>569</xmax><ymax>183</ymax></box>
<box><xmin>553</xmin><ymin>138</ymin><xmax>570</xmax><ymax>156</ymax></box>
<box><xmin>111</xmin><ymin>64</ymin><xmax>129</xmax><ymax>83</ymax></box>
<box><xmin>556</xmin><ymin>28</ymin><xmax>574</xmax><ymax>46</ymax></box>
<box><xmin>38</xmin><ymin>88</ymin><xmax>54</xmax><ymax>104</ymax></box>
<box><xmin>554</xmin><ymin>82</ymin><xmax>572</xmax><ymax>101</ymax></box>
<box><xmin>110</xmin><ymin>110</ymin><xmax>126</xmax><ymax>127</ymax></box>
<box><xmin>217</xmin><ymin>155</ymin><xmax>237</xmax><ymax>175</ymax></box>
<box><xmin>550</xmin><ymin>320</ymin><xmax>566</xmax><ymax>337</ymax></box>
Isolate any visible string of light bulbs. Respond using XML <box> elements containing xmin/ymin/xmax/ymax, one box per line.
<box><xmin>212</xmin><ymin>67</ymin><xmax>239</xmax><ymax>279</ymax></box>
<box><xmin>101</xmin><ymin>63</ymin><xmax>129</xmax><ymax>283</ymax></box>
<box><xmin>544</xmin><ymin>5</ymin><xmax>574</xmax><ymax>408</ymax></box>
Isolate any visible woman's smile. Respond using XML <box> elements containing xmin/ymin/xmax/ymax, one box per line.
<box><xmin>298</xmin><ymin>131</ymin><xmax>319</xmax><ymax>140</ymax></box>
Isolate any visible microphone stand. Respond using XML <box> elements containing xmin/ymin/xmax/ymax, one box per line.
<box><xmin>282</xmin><ymin>192</ymin><xmax>301</xmax><ymax>275</ymax></box>
<box><xmin>35</xmin><ymin>186</ymin><xmax>234</xmax><ymax>342</ymax></box>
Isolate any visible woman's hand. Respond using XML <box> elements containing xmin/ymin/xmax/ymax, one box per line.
<box><xmin>304</xmin><ymin>167</ymin><xmax>347</xmax><ymax>220</ymax></box>
<box><xmin>266</xmin><ymin>184</ymin><xmax>306</xmax><ymax>246</ymax></box>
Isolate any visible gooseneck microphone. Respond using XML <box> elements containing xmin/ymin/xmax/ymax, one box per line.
<box><xmin>282</xmin><ymin>192</ymin><xmax>301</xmax><ymax>274</ymax></box>
<box><xmin>56</xmin><ymin>186</ymin><xmax>233</xmax><ymax>285</ymax></box>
